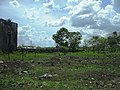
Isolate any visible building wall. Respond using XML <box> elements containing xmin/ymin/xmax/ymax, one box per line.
<box><xmin>0</xmin><ymin>19</ymin><xmax>18</xmax><ymax>51</ymax></box>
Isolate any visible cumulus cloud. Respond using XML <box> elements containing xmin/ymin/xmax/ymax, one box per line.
<box><xmin>43</xmin><ymin>0</ymin><xmax>67</xmax><ymax>10</ymax></box>
<box><xmin>44</xmin><ymin>16</ymin><xmax>68</xmax><ymax>27</ymax></box>
<box><xmin>63</xmin><ymin>5</ymin><xmax>73</xmax><ymax>11</ymax></box>
<box><xmin>24</xmin><ymin>7</ymin><xmax>40</xmax><ymax>21</ymax></box>
<box><xmin>42</xmin><ymin>0</ymin><xmax>81</xmax><ymax>14</ymax></box>
<box><xmin>43</xmin><ymin>0</ymin><xmax>119</xmax><ymax>39</ymax></box>
<box><xmin>69</xmin><ymin>0</ymin><xmax>102</xmax><ymax>27</ymax></box>
<box><xmin>23</xmin><ymin>7</ymin><xmax>53</xmax><ymax>23</ymax></box>
<box><xmin>22</xmin><ymin>24</ymin><xmax>32</xmax><ymax>31</ymax></box>
<box><xmin>62</xmin><ymin>0</ymin><xmax>81</xmax><ymax>11</ymax></box>
<box><xmin>9</xmin><ymin>0</ymin><xmax>20</xmax><ymax>8</ymax></box>
<box><xmin>69</xmin><ymin>0</ymin><xmax>120</xmax><ymax>35</ymax></box>
<box><xmin>43</xmin><ymin>0</ymin><xmax>54</xmax><ymax>9</ymax></box>
<box><xmin>92</xmin><ymin>5</ymin><xmax>120</xmax><ymax>31</ymax></box>
<box><xmin>112</xmin><ymin>15</ymin><xmax>120</xmax><ymax>26</ymax></box>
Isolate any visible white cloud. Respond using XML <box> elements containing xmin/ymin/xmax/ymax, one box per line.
<box><xmin>22</xmin><ymin>24</ymin><xmax>32</xmax><ymax>31</ymax></box>
<box><xmin>43</xmin><ymin>0</ymin><xmax>80</xmax><ymax>14</ymax></box>
<box><xmin>92</xmin><ymin>5</ymin><xmax>120</xmax><ymax>32</ymax></box>
<box><xmin>23</xmin><ymin>7</ymin><xmax>54</xmax><ymax>24</ymax></box>
<box><xmin>34</xmin><ymin>0</ymin><xmax>40</xmax><ymax>2</ymax></box>
<box><xmin>69</xmin><ymin>0</ymin><xmax>102</xmax><ymax>15</ymax></box>
<box><xmin>43</xmin><ymin>0</ymin><xmax>67</xmax><ymax>10</ymax></box>
<box><xmin>9</xmin><ymin>0</ymin><xmax>20</xmax><ymax>8</ymax></box>
<box><xmin>24</xmin><ymin>7</ymin><xmax>39</xmax><ymax>21</ymax></box>
<box><xmin>44</xmin><ymin>16</ymin><xmax>68</xmax><ymax>27</ymax></box>
<box><xmin>69</xmin><ymin>0</ymin><xmax>102</xmax><ymax>27</ymax></box>
<box><xmin>69</xmin><ymin>0</ymin><xmax>120</xmax><ymax>35</ymax></box>
<box><xmin>43</xmin><ymin>0</ymin><xmax>54</xmax><ymax>9</ymax></box>
<box><xmin>63</xmin><ymin>5</ymin><xmax>73</xmax><ymax>11</ymax></box>
<box><xmin>112</xmin><ymin>15</ymin><xmax>120</xmax><ymax>26</ymax></box>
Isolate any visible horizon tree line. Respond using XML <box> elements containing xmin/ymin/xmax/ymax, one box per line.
<box><xmin>52</xmin><ymin>27</ymin><xmax>120</xmax><ymax>52</ymax></box>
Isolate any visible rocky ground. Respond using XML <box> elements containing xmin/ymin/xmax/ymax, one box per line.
<box><xmin>0</xmin><ymin>56</ymin><xmax>120</xmax><ymax>90</ymax></box>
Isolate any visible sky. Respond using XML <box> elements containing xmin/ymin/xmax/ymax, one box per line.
<box><xmin>0</xmin><ymin>0</ymin><xmax>120</xmax><ymax>47</ymax></box>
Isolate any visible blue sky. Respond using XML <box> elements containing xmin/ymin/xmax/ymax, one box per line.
<box><xmin>0</xmin><ymin>0</ymin><xmax>120</xmax><ymax>47</ymax></box>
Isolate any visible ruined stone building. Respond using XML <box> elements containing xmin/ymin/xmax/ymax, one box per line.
<box><xmin>0</xmin><ymin>18</ymin><xmax>18</xmax><ymax>51</ymax></box>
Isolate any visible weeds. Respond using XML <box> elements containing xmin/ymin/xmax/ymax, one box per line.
<box><xmin>0</xmin><ymin>51</ymin><xmax>120</xmax><ymax>90</ymax></box>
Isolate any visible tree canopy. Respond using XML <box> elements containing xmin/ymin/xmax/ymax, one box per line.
<box><xmin>84</xmin><ymin>31</ymin><xmax>120</xmax><ymax>52</ymax></box>
<box><xmin>52</xmin><ymin>27</ymin><xmax>82</xmax><ymax>51</ymax></box>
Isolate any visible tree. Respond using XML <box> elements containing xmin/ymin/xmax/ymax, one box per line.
<box><xmin>88</xmin><ymin>36</ymin><xmax>99</xmax><ymax>51</ymax></box>
<box><xmin>52</xmin><ymin>27</ymin><xmax>69</xmax><ymax>47</ymax></box>
<box><xmin>88</xmin><ymin>36</ymin><xmax>107</xmax><ymax>52</ymax></box>
<box><xmin>107</xmin><ymin>31</ymin><xmax>120</xmax><ymax>52</ymax></box>
<box><xmin>97</xmin><ymin>37</ymin><xmax>107</xmax><ymax>51</ymax></box>
<box><xmin>52</xmin><ymin>27</ymin><xmax>82</xmax><ymax>52</ymax></box>
<box><xmin>68</xmin><ymin>32</ymin><xmax>82</xmax><ymax>51</ymax></box>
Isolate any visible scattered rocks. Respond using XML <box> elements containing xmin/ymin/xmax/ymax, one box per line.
<box><xmin>0</xmin><ymin>60</ymin><xmax>4</xmax><ymax>64</ymax></box>
<box><xmin>91</xmin><ymin>77</ymin><xmax>95</xmax><ymax>80</ymax></box>
<box><xmin>0</xmin><ymin>60</ymin><xmax>32</xmax><ymax>75</ymax></box>
<box><xmin>39</xmin><ymin>73</ymin><xmax>58</xmax><ymax>79</ymax></box>
<box><xmin>22</xmin><ymin>70</ymin><xmax>28</xmax><ymax>74</ymax></box>
<box><xmin>40</xmin><ymin>73</ymin><xmax>53</xmax><ymax>79</ymax></box>
<box><xmin>18</xmin><ymin>70</ymin><xmax>28</xmax><ymax>75</ymax></box>
<box><xmin>18</xmin><ymin>71</ymin><xmax>22</xmax><ymax>75</ymax></box>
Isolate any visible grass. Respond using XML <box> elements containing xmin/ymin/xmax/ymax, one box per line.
<box><xmin>0</xmin><ymin>51</ymin><xmax>54</xmax><ymax>61</ymax></box>
<box><xmin>0</xmin><ymin>51</ymin><xmax>120</xmax><ymax>90</ymax></box>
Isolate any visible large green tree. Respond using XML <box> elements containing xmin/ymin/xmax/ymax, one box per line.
<box><xmin>52</xmin><ymin>27</ymin><xmax>69</xmax><ymax>47</ymax></box>
<box><xmin>68</xmin><ymin>32</ymin><xmax>82</xmax><ymax>51</ymax></box>
<box><xmin>52</xmin><ymin>27</ymin><xmax>82</xmax><ymax>51</ymax></box>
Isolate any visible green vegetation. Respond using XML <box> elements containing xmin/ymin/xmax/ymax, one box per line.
<box><xmin>52</xmin><ymin>27</ymin><xmax>82</xmax><ymax>51</ymax></box>
<box><xmin>84</xmin><ymin>31</ymin><xmax>120</xmax><ymax>52</ymax></box>
<box><xmin>0</xmin><ymin>51</ymin><xmax>120</xmax><ymax>90</ymax></box>
<box><xmin>52</xmin><ymin>28</ymin><xmax>120</xmax><ymax>53</ymax></box>
<box><xmin>0</xmin><ymin>51</ymin><xmax>54</xmax><ymax>61</ymax></box>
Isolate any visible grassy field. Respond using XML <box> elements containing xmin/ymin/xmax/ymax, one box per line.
<box><xmin>0</xmin><ymin>51</ymin><xmax>120</xmax><ymax>90</ymax></box>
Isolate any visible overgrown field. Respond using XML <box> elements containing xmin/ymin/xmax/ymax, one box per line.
<box><xmin>0</xmin><ymin>52</ymin><xmax>120</xmax><ymax>90</ymax></box>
